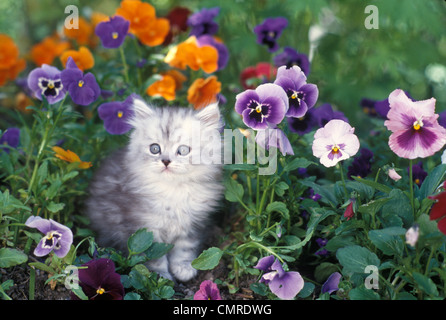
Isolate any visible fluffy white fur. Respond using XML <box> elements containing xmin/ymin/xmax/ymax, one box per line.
<box><xmin>85</xmin><ymin>98</ymin><xmax>223</xmax><ymax>282</ymax></box>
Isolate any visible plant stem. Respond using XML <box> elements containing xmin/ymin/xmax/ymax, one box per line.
<box><xmin>409</xmin><ymin>159</ymin><xmax>415</xmax><ymax>217</ymax></box>
<box><xmin>29</xmin><ymin>266</ymin><xmax>36</xmax><ymax>300</ymax></box>
<box><xmin>339</xmin><ymin>162</ymin><xmax>349</xmax><ymax>200</ymax></box>
<box><xmin>119</xmin><ymin>45</ymin><xmax>130</xmax><ymax>84</ymax></box>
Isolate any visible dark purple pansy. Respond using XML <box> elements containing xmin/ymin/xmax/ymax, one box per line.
<box><xmin>254</xmin><ymin>17</ymin><xmax>288</xmax><ymax>52</ymax></box>
<box><xmin>255</xmin><ymin>128</ymin><xmax>294</xmax><ymax>156</ymax></box>
<box><xmin>60</xmin><ymin>57</ymin><xmax>101</xmax><ymax>106</ymax></box>
<box><xmin>197</xmin><ymin>35</ymin><xmax>229</xmax><ymax>71</ymax></box>
<box><xmin>95</xmin><ymin>15</ymin><xmax>130</xmax><ymax>49</ymax></box>
<box><xmin>315</xmin><ymin>237</ymin><xmax>329</xmax><ymax>257</ymax></box>
<box><xmin>193</xmin><ymin>280</ymin><xmax>222</xmax><ymax>300</ymax></box>
<box><xmin>360</xmin><ymin>98</ymin><xmax>379</xmax><ymax>117</ymax></box>
<box><xmin>274</xmin><ymin>66</ymin><xmax>318</xmax><ymax>118</ymax></box>
<box><xmin>0</xmin><ymin>127</ymin><xmax>20</xmax><ymax>153</ymax></box>
<box><xmin>187</xmin><ymin>7</ymin><xmax>220</xmax><ymax>37</ymax></box>
<box><xmin>27</xmin><ymin>64</ymin><xmax>66</xmax><ymax>104</ymax></box>
<box><xmin>274</xmin><ymin>47</ymin><xmax>310</xmax><ymax>76</ymax></box>
<box><xmin>25</xmin><ymin>216</ymin><xmax>73</xmax><ymax>258</ymax></box>
<box><xmin>347</xmin><ymin>148</ymin><xmax>374</xmax><ymax>179</ymax></box>
<box><xmin>312</xmin><ymin>103</ymin><xmax>348</xmax><ymax>127</ymax></box>
<box><xmin>71</xmin><ymin>258</ymin><xmax>124</xmax><ymax>300</ymax></box>
<box><xmin>98</xmin><ymin>94</ymin><xmax>136</xmax><ymax>135</ymax></box>
<box><xmin>409</xmin><ymin>161</ymin><xmax>427</xmax><ymax>186</ymax></box>
<box><xmin>321</xmin><ymin>272</ymin><xmax>342</xmax><ymax>294</ymax></box>
<box><xmin>235</xmin><ymin>83</ymin><xmax>289</xmax><ymax>130</ymax></box>
<box><xmin>287</xmin><ymin>108</ymin><xmax>318</xmax><ymax>135</ymax></box>
<box><xmin>254</xmin><ymin>255</ymin><xmax>304</xmax><ymax>300</ymax></box>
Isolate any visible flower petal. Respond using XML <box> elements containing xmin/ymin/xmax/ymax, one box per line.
<box><xmin>269</xmin><ymin>271</ymin><xmax>304</xmax><ymax>300</ymax></box>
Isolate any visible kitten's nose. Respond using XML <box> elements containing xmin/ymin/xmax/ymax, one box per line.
<box><xmin>161</xmin><ymin>159</ymin><xmax>171</xmax><ymax>167</ymax></box>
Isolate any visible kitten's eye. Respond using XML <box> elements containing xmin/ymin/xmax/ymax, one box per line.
<box><xmin>150</xmin><ymin>144</ymin><xmax>161</xmax><ymax>154</ymax></box>
<box><xmin>177</xmin><ymin>145</ymin><xmax>190</xmax><ymax>156</ymax></box>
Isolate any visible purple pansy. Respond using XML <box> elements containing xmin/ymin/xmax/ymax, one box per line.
<box><xmin>235</xmin><ymin>83</ymin><xmax>289</xmax><ymax>130</ymax></box>
<box><xmin>27</xmin><ymin>64</ymin><xmax>66</xmax><ymax>104</ymax></box>
<box><xmin>71</xmin><ymin>258</ymin><xmax>124</xmax><ymax>300</ymax></box>
<box><xmin>187</xmin><ymin>7</ymin><xmax>220</xmax><ymax>37</ymax></box>
<box><xmin>274</xmin><ymin>65</ymin><xmax>319</xmax><ymax>118</ymax></box>
<box><xmin>0</xmin><ymin>127</ymin><xmax>20</xmax><ymax>153</ymax></box>
<box><xmin>193</xmin><ymin>280</ymin><xmax>222</xmax><ymax>300</ymax></box>
<box><xmin>347</xmin><ymin>148</ymin><xmax>374</xmax><ymax>179</ymax></box>
<box><xmin>321</xmin><ymin>272</ymin><xmax>342</xmax><ymax>294</ymax></box>
<box><xmin>95</xmin><ymin>15</ymin><xmax>130</xmax><ymax>49</ymax></box>
<box><xmin>313</xmin><ymin>103</ymin><xmax>348</xmax><ymax>127</ymax></box>
<box><xmin>287</xmin><ymin>108</ymin><xmax>318</xmax><ymax>135</ymax></box>
<box><xmin>197</xmin><ymin>35</ymin><xmax>229</xmax><ymax>71</ymax></box>
<box><xmin>274</xmin><ymin>47</ymin><xmax>310</xmax><ymax>76</ymax></box>
<box><xmin>409</xmin><ymin>161</ymin><xmax>427</xmax><ymax>186</ymax></box>
<box><xmin>254</xmin><ymin>17</ymin><xmax>288</xmax><ymax>52</ymax></box>
<box><xmin>25</xmin><ymin>216</ymin><xmax>73</xmax><ymax>258</ymax></box>
<box><xmin>255</xmin><ymin>128</ymin><xmax>294</xmax><ymax>156</ymax></box>
<box><xmin>315</xmin><ymin>237</ymin><xmax>329</xmax><ymax>257</ymax></box>
<box><xmin>98</xmin><ymin>94</ymin><xmax>136</xmax><ymax>135</ymax></box>
<box><xmin>60</xmin><ymin>57</ymin><xmax>101</xmax><ymax>106</ymax></box>
<box><xmin>254</xmin><ymin>255</ymin><xmax>304</xmax><ymax>300</ymax></box>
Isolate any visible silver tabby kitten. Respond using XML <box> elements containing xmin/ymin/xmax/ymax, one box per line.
<box><xmin>85</xmin><ymin>98</ymin><xmax>223</xmax><ymax>282</ymax></box>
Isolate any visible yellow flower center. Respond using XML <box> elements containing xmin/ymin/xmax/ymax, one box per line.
<box><xmin>413</xmin><ymin>119</ymin><xmax>423</xmax><ymax>131</ymax></box>
<box><xmin>255</xmin><ymin>105</ymin><xmax>262</xmax><ymax>113</ymax></box>
<box><xmin>332</xmin><ymin>146</ymin><xmax>340</xmax><ymax>153</ymax></box>
<box><xmin>78</xmin><ymin>80</ymin><xmax>84</xmax><ymax>88</ymax></box>
<box><xmin>117</xmin><ymin>111</ymin><xmax>123</xmax><ymax>118</ymax></box>
<box><xmin>415</xmin><ymin>178</ymin><xmax>420</xmax><ymax>185</ymax></box>
<box><xmin>112</xmin><ymin>32</ymin><xmax>119</xmax><ymax>39</ymax></box>
<box><xmin>48</xmin><ymin>83</ymin><xmax>55</xmax><ymax>89</ymax></box>
<box><xmin>96</xmin><ymin>287</ymin><xmax>105</xmax><ymax>295</ymax></box>
<box><xmin>291</xmin><ymin>92</ymin><xmax>298</xmax><ymax>99</ymax></box>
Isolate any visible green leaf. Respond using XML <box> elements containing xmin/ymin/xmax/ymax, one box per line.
<box><xmin>145</xmin><ymin>242</ymin><xmax>174</xmax><ymax>260</ymax></box>
<box><xmin>191</xmin><ymin>247</ymin><xmax>223</xmax><ymax>270</ymax></box>
<box><xmin>124</xmin><ymin>292</ymin><xmax>142</xmax><ymax>300</ymax></box>
<box><xmin>351</xmin><ymin>176</ymin><xmax>392</xmax><ymax>194</ymax></box>
<box><xmin>419</xmin><ymin>164</ymin><xmax>446</xmax><ymax>199</ymax></box>
<box><xmin>224</xmin><ymin>177</ymin><xmax>244</xmax><ymax>202</ymax></box>
<box><xmin>127</xmin><ymin>229</ymin><xmax>154</xmax><ymax>255</ymax></box>
<box><xmin>336</xmin><ymin>245</ymin><xmax>380</xmax><ymax>274</ymax></box>
<box><xmin>28</xmin><ymin>262</ymin><xmax>57</xmax><ymax>274</ymax></box>
<box><xmin>348</xmin><ymin>286</ymin><xmax>380</xmax><ymax>300</ymax></box>
<box><xmin>46</xmin><ymin>202</ymin><xmax>65</xmax><ymax>213</ymax></box>
<box><xmin>250</xmin><ymin>282</ymin><xmax>268</xmax><ymax>296</ymax></box>
<box><xmin>382</xmin><ymin>189</ymin><xmax>413</xmax><ymax>227</ymax></box>
<box><xmin>299</xmin><ymin>181</ymin><xmax>337</xmax><ymax>207</ymax></box>
<box><xmin>412</xmin><ymin>272</ymin><xmax>439</xmax><ymax>297</ymax></box>
<box><xmin>0</xmin><ymin>248</ymin><xmax>28</xmax><ymax>268</ymax></box>
<box><xmin>265</xmin><ymin>201</ymin><xmax>289</xmax><ymax>219</ymax></box>
<box><xmin>368</xmin><ymin>227</ymin><xmax>406</xmax><ymax>256</ymax></box>
<box><xmin>283</xmin><ymin>157</ymin><xmax>315</xmax><ymax>172</ymax></box>
<box><xmin>297</xmin><ymin>282</ymin><xmax>315</xmax><ymax>298</ymax></box>
<box><xmin>274</xmin><ymin>181</ymin><xmax>289</xmax><ymax>196</ymax></box>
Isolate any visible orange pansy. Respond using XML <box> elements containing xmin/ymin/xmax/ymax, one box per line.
<box><xmin>187</xmin><ymin>76</ymin><xmax>221</xmax><ymax>110</ymax></box>
<box><xmin>0</xmin><ymin>34</ymin><xmax>26</xmax><ymax>86</ymax></box>
<box><xmin>63</xmin><ymin>17</ymin><xmax>93</xmax><ymax>45</ymax></box>
<box><xmin>163</xmin><ymin>69</ymin><xmax>187</xmax><ymax>90</ymax></box>
<box><xmin>31</xmin><ymin>35</ymin><xmax>70</xmax><ymax>66</ymax></box>
<box><xmin>60</xmin><ymin>46</ymin><xmax>95</xmax><ymax>71</ymax></box>
<box><xmin>147</xmin><ymin>74</ymin><xmax>177</xmax><ymax>101</ymax></box>
<box><xmin>115</xmin><ymin>0</ymin><xmax>156</xmax><ymax>34</ymax></box>
<box><xmin>90</xmin><ymin>12</ymin><xmax>109</xmax><ymax>27</ymax></box>
<box><xmin>136</xmin><ymin>17</ymin><xmax>170</xmax><ymax>47</ymax></box>
<box><xmin>52</xmin><ymin>146</ymin><xmax>92</xmax><ymax>169</ymax></box>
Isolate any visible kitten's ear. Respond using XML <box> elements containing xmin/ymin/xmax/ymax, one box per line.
<box><xmin>132</xmin><ymin>98</ymin><xmax>154</xmax><ymax>119</ymax></box>
<box><xmin>196</xmin><ymin>102</ymin><xmax>221</xmax><ymax>127</ymax></box>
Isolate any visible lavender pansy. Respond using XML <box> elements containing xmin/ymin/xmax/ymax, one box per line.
<box><xmin>61</xmin><ymin>57</ymin><xmax>101</xmax><ymax>106</ymax></box>
<box><xmin>98</xmin><ymin>94</ymin><xmax>136</xmax><ymax>135</ymax></box>
<box><xmin>255</xmin><ymin>128</ymin><xmax>294</xmax><ymax>156</ymax></box>
<box><xmin>25</xmin><ymin>216</ymin><xmax>73</xmax><ymax>258</ymax></box>
<box><xmin>321</xmin><ymin>272</ymin><xmax>342</xmax><ymax>294</ymax></box>
<box><xmin>27</xmin><ymin>64</ymin><xmax>66</xmax><ymax>104</ymax></box>
<box><xmin>1</xmin><ymin>127</ymin><xmax>20</xmax><ymax>153</ymax></box>
<box><xmin>254</xmin><ymin>255</ymin><xmax>304</xmax><ymax>300</ymax></box>
<box><xmin>95</xmin><ymin>15</ymin><xmax>130</xmax><ymax>49</ymax></box>
<box><xmin>235</xmin><ymin>83</ymin><xmax>289</xmax><ymax>130</ymax></box>
<box><xmin>274</xmin><ymin>65</ymin><xmax>318</xmax><ymax>118</ymax></box>
<box><xmin>274</xmin><ymin>47</ymin><xmax>310</xmax><ymax>76</ymax></box>
<box><xmin>254</xmin><ymin>17</ymin><xmax>288</xmax><ymax>52</ymax></box>
<box><xmin>188</xmin><ymin>7</ymin><xmax>220</xmax><ymax>37</ymax></box>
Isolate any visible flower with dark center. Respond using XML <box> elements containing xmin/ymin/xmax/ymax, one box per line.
<box><xmin>27</xmin><ymin>64</ymin><xmax>66</xmax><ymax>104</ymax></box>
<box><xmin>274</xmin><ymin>47</ymin><xmax>310</xmax><ymax>76</ymax></box>
<box><xmin>0</xmin><ymin>127</ymin><xmax>20</xmax><ymax>153</ymax></box>
<box><xmin>235</xmin><ymin>83</ymin><xmax>288</xmax><ymax>130</ymax></box>
<box><xmin>254</xmin><ymin>17</ymin><xmax>288</xmax><ymax>52</ymax></box>
<box><xmin>98</xmin><ymin>94</ymin><xmax>136</xmax><ymax>134</ymax></box>
<box><xmin>187</xmin><ymin>7</ymin><xmax>220</xmax><ymax>37</ymax></box>
<box><xmin>95</xmin><ymin>15</ymin><xmax>130</xmax><ymax>49</ymax></box>
<box><xmin>347</xmin><ymin>148</ymin><xmax>373</xmax><ymax>179</ymax></box>
<box><xmin>274</xmin><ymin>65</ymin><xmax>318</xmax><ymax>118</ymax></box>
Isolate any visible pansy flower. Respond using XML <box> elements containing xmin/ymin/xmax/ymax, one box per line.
<box><xmin>30</xmin><ymin>34</ymin><xmax>70</xmax><ymax>66</ymax></box>
<box><xmin>0</xmin><ymin>34</ymin><xmax>26</xmax><ymax>87</ymax></box>
<box><xmin>312</xmin><ymin>119</ymin><xmax>360</xmax><ymax>168</ymax></box>
<box><xmin>274</xmin><ymin>47</ymin><xmax>310</xmax><ymax>76</ymax></box>
<box><xmin>60</xmin><ymin>57</ymin><xmax>100</xmax><ymax>106</ymax></box>
<box><xmin>25</xmin><ymin>216</ymin><xmax>73</xmax><ymax>258</ymax></box>
<box><xmin>254</xmin><ymin>255</ymin><xmax>304</xmax><ymax>300</ymax></box>
<box><xmin>147</xmin><ymin>75</ymin><xmax>177</xmax><ymax>101</ymax></box>
<box><xmin>287</xmin><ymin>108</ymin><xmax>318</xmax><ymax>135</ymax></box>
<box><xmin>235</xmin><ymin>83</ymin><xmax>289</xmax><ymax>130</ymax></box>
<box><xmin>388</xmin><ymin>168</ymin><xmax>402</xmax><ymax>181</ymax></box>
<box><xmin>193</xmin><ymin>280</ymin><xmax>222</xmax><ymax>300</ymax></box>
<box><xmin>71</xmin><ymin>258</ymin><xmax>124</xmax><ymax>300</ymax></box>
<box><xmin>27</xmin><ymin>64</ymin><xmax>66</xmax><ymax>104</ymax></box>
<box><xmin>347</xmin><ymin>148</ymin><xmax>373</xmax><ymax>179</ymax></box>
<box><xmin>95</xmin><ymin>15</ymin><xmax>130</xmax><ymax>49</ymax></box>
<box><xmin>254</xmin><ymin>17</ymin><xmax>288</xmax><ymax>52</ymax></box>
<box><xmin>60</xmin><ymin>46</ymin><xmax>95</xmax><ymax>71</ymax></box>
<box><xmin>53</xmin><ymin>146</ymin><xmax>92</xmax><ymax>169</ymax></box>
<box><xmin>0</xmin><ymin>127</ymin><xmax>20</xmax><ymax>153</ymax></box>
<box><xmin>409</xmin><ymin>161</ymin><xmax>427</xmax><ymax>186</ymax></box>
<box><xmin>384</xmin><ymin>89</ymin><xmax>446</xmax><ymax>159</ymax></box>
<box><xmin>321</xmin><ymin>272</ymin><xmax>342</xmax><ymax>294</ymax></box>
<box><xmin>343</xmin><ymin>200</ymin><xmax>355</xmax><ymax>220</ymax></box>
<box><xmin>255</xmin><ymin>128</ymin><xmax>294</xmax><ymax>156</ymax></box>
<box><xmin>313</xmin><ymin>103</ymin><xmax>349</xmax><ymax>128</ymax></box>
<box><xmin>98</xmin><ymin>94</ymin><xmax>135</xmax><ymax>134</ymax></box>
<box><xmin>274</xmin><ymin>65</ymin><xmax>319</xmax><ymax>118</ymax></box>
<box><xmin>405</xmin><ymin>224</ymin><xmax>419</xmax><ymax>247</ymax></box>
<box><xmin>187</xmin><ymin>7</ymin><xmax>220</xmax><ymax>37</ymax></box>
<box><xmin>197</xmin><ymin>35</ymin><xmax>229</xmax><ymax>71</ymax></box>
<box><xmin>163</xmin><ymin>7</ymin><xmax>191</xmax><ymax>45</ymax></box>
<box><xmin>428</xmin><ymin>181</ymin><xmax>446</xmax><ymax>235</ymax></box>
<box><xmin>63</xmin><ymin>17</ymin><xmax>93</xmax><ymax>46</ymax></box>
<box><xmin>187</xmin><ymin>76</ymin><xmax>221</xmax><ymax>110</ymax></box>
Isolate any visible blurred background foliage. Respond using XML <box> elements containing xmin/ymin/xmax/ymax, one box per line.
<box><xmin>1</xmin><ymin>0</ymin><xmax>445</xmax><ymax>137</ymax></box>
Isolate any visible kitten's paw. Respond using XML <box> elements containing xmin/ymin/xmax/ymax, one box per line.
<box><xmin>170</xmin><ymin>262</ymin><xmax>197</xmax><ymax>282</ymax></box>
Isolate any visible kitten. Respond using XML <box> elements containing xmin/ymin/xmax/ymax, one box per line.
<box><xmin>85</xmin><ymin>98</ymin><xmax>224</xmax><ymax>282</ymax></box>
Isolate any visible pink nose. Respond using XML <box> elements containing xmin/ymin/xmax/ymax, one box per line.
<box><xmin>162</xmin><ymin>159</ymin><xmax>171</xmax><ymax>167</ymax></box>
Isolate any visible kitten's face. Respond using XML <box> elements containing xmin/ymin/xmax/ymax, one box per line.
<box><xmin>127</xmin><ymin>100</ymin><xmax>222</xmax><ymax>180</ymax></box>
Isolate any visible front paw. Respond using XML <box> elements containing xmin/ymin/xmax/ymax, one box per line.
<box><xmin>170</xmin><ymin>262</ymin><xmax>197</xmax><ymax>282</ymax></box>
